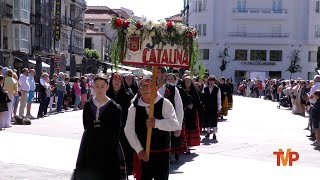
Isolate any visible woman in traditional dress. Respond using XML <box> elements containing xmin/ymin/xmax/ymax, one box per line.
<box><xmin>107</xmin><ymin>72</ymin><xmax>134</xmax><ymax>175</ymax></box>
<box><xmin>226</xmin><ymin>77</ymin><xmax>233</xmax><ymax>110</ymax></box>
<box><xmin>218</xmin><ymin>77</ymin><xmax>232</xmax><ymax>120</ymax></box>
<box><xmin>73</xmin><ymin>73</ymin><xmax>127</xmax><ymax>180</ymax></box>
<box><xmin>0</xmin><ymin>75</ymin><xmax>9</xmax><ymax>131</ymax></box>
<box><xmin>181</xmin><ymin>76</ymin><xmax>202</xmax><ymax>151</ymax></box>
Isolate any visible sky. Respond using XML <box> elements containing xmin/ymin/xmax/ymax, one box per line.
<box><xmin>87</xmin><ymin>0</ymin><xmax>184</xmax><ymax>20</ymax></box>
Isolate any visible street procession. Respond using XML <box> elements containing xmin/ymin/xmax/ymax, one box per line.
<box><xmin>0</xmin><ymin>0</ymin><xmax>320</xmax><ymax>180</ymax></box>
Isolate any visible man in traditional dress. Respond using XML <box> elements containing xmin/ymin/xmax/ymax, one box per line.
<box><xmin>218</xmin><ymin>77</ymin><xmax>232</xmax><ymax>120</ymax></box>
<box><xmin>203</xmin><ymin>75</ymin><xmax>221</xmax><ymax>140</ymax></box>
<box><xmin>125</xmin><ymin>76</ymin><xmax>179</xmax><ymax>180</ymax></box>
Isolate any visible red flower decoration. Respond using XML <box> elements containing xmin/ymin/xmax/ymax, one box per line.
<box><xmin>186</xmin><ymin>31</ymin><xmax>193</xmax><ymax>38</ymax></box>
<box><xmin>115</xmin><ymin>18</ymin><xmax>123</xmax><ymax>28</ymax></box>
<box><xmin>167</xmin><ymin>21</ymin><xmax>173</xmax><ymax>29</ymax></box>
<box><xmin>123</xmin><ymin>21</ymin><xmax>130</xmax><ymax>28</ymax></box>
<box><xmin>136</xmin><ymin>22</ymin><xmax>143</xmax><ymax>29</ymax></box>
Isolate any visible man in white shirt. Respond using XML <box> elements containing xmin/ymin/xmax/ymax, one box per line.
<box><xmin>125</xmin><ymin>76</ymin><xmax>179</xmax><ymax>180</ymax></box>
<box><xmin>26</xmin><ymin>69</ymin><xmax>36</xmax><ymax>118</ymax></box>
<box><xmin>19</xmin><ymin>68</ymin><xmax>30</xmax><ymax>117</ymax></box>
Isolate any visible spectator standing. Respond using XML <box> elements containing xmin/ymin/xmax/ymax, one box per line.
<box><xmin>56</xmin><ymin>72</ymin><xmax>66</xmax><ymax>113</ymax></box>
<box><xmin>73</xmin><ymin>77</ymin><xmax>81</xmax><ymax>111</ymax></box>
<box><xmin>18</xmin><ymin>68</ymin><xmax>30</xmax><ymax>117</ymax></box>
<box><xmin>48</xmin><ymin>73</ymin><xmax>58</xmax><ymax>112</ymax></box>
<box><xmin>0</xmin><ymin>75</ymin><xmax>9</xmax><ymax>131</ymax></box>
<box><xmin>80</xmin><ymin>76</ymin><xmax>88</xmax><ymax>109</ymax></box>
<box><xmin>37</xmin><ymin>73</ymin><xmax>50</xmax><ymax>118</ymax></box>
<box><xmin>63</xmin><ymin>77</ymin><xmax>72</xmax><ymax>110</ymax></box>
<box><xmin>26</xmin><ymin>69</ymin><xmax>36</xmax><ymax>119</ymax></box>
<box><xmin>3</xmin><ymin>70</ymin><xmax>18</xmax><ymax>128</ymax></box>
<box><xmin>310</xmin><ymin>90</ymin><xmax>320</xmax><ymax>146</ymax></box>
<box><xmin>12</xmin><ymin>72</ymin><xmax>19</xmax><ymax>119</ymax></box>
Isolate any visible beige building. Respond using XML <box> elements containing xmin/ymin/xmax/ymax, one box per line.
<box><xmin>85</xmin><ymin>28</ymin><xmax>111</xmax><ymax>61</ymax></box>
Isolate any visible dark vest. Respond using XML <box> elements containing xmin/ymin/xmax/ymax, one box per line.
<box><xmin>39</xmin><ymin>81</ymin><xmax>46</xmax><ymax>93</ymax></box>
<box><xmin>134</xmin><ymin>98</ymin><xmax>171</xmax><ymax>150</ymax></box>
<box><xmin>164</xmin><ymin>84</ymin><xmax>175</xmax><ymax>109</ymax></box>
<box><xmin>204</xmin><ymin>86</ymin><xmax>219</xmax><ymax>110</ymax></box>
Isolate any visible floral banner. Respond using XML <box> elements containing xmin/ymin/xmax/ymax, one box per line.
<box><xmin>110</xmin><ymin>17</ymin><xmax>198</xmax><ymax>69</ymax></box>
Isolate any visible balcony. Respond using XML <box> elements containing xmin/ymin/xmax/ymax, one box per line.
<box><xmin>316</xmin><ymin>33</ymin><xmax>320</xmax><ymax>39</ymax></box>
<box><xmin>232</xmin><ymin>8</ymin><xmax>288</xmax><ymax>20</ymax></box>
<box><xmin>229</xmin><ymin>32</ymin><xmax>290</xmax><ymax>38</ymax></box>
<box><xmin>0</xmin><ymin>2</ymin><xmax>12</xmax><ymax>18</ymax></box>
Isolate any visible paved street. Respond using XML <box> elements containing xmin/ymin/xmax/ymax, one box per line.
<box><xmin>0</xmin><ymin>96</ymin><xmax>319</xmax><ymax>180</ymax></box>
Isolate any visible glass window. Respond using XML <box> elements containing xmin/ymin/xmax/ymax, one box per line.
<box><xmin>270</xmin><ymin>50</ymin><xmax>282</xmax><ymax>61</ymax></box>
<box><xmin>308</xmin><ymin>51</ymin><xmax>317</xmax><ymax>62</ymax></box>
<box><xmin>199</xmin><ymin>49</ymin><xmax>209</xmax><ymax>60</ymax></box>
<box><xmin>237</xmin><ymin>0</ymin><xmax>247</xmax><ymax>12</ymax></box>
<box><xmin>250</xmin><ymin>50</ymin><xmax>267</xmax><ymax>61</ymax></box>
<box><xmin>315</xmin><ymin>25</ymin><xmax>320</xmax><ymax>38</ymax></box>
<box><xmin>235</xmin><ymin>49</ymin><xmax>247</xmax><ymax>61</ymax></box>
<box><xmin>269</xmin><ymin>71</ymin><xmax>282</xmax><ymax>79</ymax></box>
<box><xmin>195</xmin><ymin>1</ymin><xmax>198</xmax><ymax>12</ymax></box>
<box><xmin>203</xmin><ymin>0</ymin><xmax>207</xmax><ymax>10</ymax></box>
<box><xmin>20</xmin><ymin>24</ymin><xmax>30</xmax><ymax>50</ymax></box>
<box><xmin>199</xmin><ymin>0</ymin><xmax>202</xmax><ymax>12</ymax></box>
<box><xmin>316</xmin><ymin>1</ymin><xmax>320</xmax><ymax>13</ymax></box>
<box><xmin>272</xmin><ymin>0</ymin><xmax>282</xmax><ymax>12</ymax></box>
<box><xmin>203</xmin><ymin>24</ymin><xmax>207</xmax><ymax>36</ymax></box>
<box><xmin>198</xmin><ymin>24</ymin><xmax>202</xmax><ymax>36</ymax></box>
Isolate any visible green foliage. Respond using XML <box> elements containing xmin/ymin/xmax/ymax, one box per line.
<box><xmin>287</xmin><ymin>49</ymin><xmax>302</xmax><ymax>79</ymax></box>
<box><xmin>189</xmin><ymin>40</ymin><xmax>199</xmax><ymax>78</ymax></box>
<box><xmin>84</xmin><ymin>49</ymin><xmax>101</xmax><ymax>60</ymax></box>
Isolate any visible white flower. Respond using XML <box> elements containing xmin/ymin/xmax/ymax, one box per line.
<box><xmin>150</xmin><ymin>31</ymin><xmax>156</xmax><ymax>37</ymax></box>
<box><xmin>153</xmin><ymin>21</ymin><xmax>161</xmax><ymax>29</ymax></box>
<box><xmin>145</xmin><ymin>20</ymin><xmax>154</xmax><ymax>30</ymax></box>
<box><xmin>161</xmin><ymin>30</ymin><xmax>167</xmax><ymax>37</ymax></box>
<box><xmin>159</xmin><ymin>19</ymin><xmax>167</xmax><ymax>30</ymax></box>
<box><xmin>128</xmin><ymin>24</ymin><xmax>137</xmax><ymax>35</ymax></box>
<box><xmin>135</xmin><ymin>30</ymin><xmax>141</xmax><ymax>36</ymax></box>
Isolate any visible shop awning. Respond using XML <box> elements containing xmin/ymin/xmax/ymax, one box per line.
<box><xmin>28</xmin><ymin>60</ymin><xmax>50</xmax><ymax>68</ymax></box>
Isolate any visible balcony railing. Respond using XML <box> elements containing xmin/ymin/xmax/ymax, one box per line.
<box><xmin>232</xmin><ymin>8</ymin><xmax>288</xmax><ymax>14</ymax></box>
<box><xmin>0</xmin><ymin>2</ymin><xmax>13</xmax><ymax>18</ymax></box>
<box><xmin>315</xmin><ymin>33</ymin><xmax>320</xmax><ymax>38</ymax></box>
<box><xmin>229</xmin><ymin>32</ymin><xmax>290</xmax><ymax>38</ymax></box>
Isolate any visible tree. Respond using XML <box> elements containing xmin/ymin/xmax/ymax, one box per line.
<box><xmin>85</xmin><ymin>49</ymin><xmax>101</xmax><ymax>60</ymax></box>
<box><xmin>218</xmin><ymin>47</ymin><xmax>231</xmax><ymax>76</ymax></box>
<box><xmin>287</xmin><ymin>49</ymin><xmax>302</xmax><ymax>79</ymax></box>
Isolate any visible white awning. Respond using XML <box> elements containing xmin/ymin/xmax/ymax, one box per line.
<box><xmin>106</xmin><ymin>69</ymin><xmax>131</xmax><ymax>75</ymax></box>
<box><xmin>28</xmin><ymin>60</ymin><xmax>50</xmax><ymax>68</ymax></box>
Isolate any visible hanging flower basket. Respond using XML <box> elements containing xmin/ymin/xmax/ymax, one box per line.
<box><xmin>110</xmin><ymin>17</ymin><xmax>199</xmax><ymax>77</ymax></box>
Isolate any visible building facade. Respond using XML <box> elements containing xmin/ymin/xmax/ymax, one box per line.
<box><xmin>0</xmin><ymin>0</ymin><xmax>13</xmax><ymax>67</ymax></box>
<box><xmin>189</xmin><ymin>0</ymin><xmax>320</xmax><ymax>81</ymax></box>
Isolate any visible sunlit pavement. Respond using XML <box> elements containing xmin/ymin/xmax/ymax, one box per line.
<box><xmin>0</xmin><ymin>96</ymin><xmax>319</xmax><ymax>180</ymax></box>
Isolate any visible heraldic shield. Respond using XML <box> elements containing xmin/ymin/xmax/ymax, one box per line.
<box><xmin>129</xmin><ymin>36</ymin><xmax>140</xmax><ymax>52</ymax></box>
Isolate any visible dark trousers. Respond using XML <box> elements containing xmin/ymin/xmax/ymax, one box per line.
<box><xmin>57</xmin><ymin>90</ymin><xmax>65</xmax><ymax>112</ymax></box>
<box><xmin>37</xmin><ymin>92</ymin><xmax>48</xmax><ymax>117</ymax></box>
<box><xmin>44</xmin><ymin>97</ymin><xmax>50</xmax><ymax>115</ymax></box>
<box><xmin>141</xmin><ymin>152</ymin><xmax>169</xmax><ymax>180</ymax></box>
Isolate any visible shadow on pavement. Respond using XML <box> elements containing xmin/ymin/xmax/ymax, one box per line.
<box><xmin>314</xmin><ymin>146</ymin><xmax>320</xmax><ymax>151</ymax></box>
<box><xmin>169</xmin><ymin>153</ymin><xmax>199</xmax><ymax>174</ymax></box>
<box><xmin>201</xmin><ymin>137</ymin><xmax>218</xmax><ymax>145</ymax></box>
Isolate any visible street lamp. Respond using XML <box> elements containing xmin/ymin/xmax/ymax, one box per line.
<box><xmin>181</xmin><ymin>0</ymin><xmax>190</xmax><ymax>26</ymax></box>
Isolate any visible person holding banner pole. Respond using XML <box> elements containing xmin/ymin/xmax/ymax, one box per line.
<box><xmin>125</xmin><ymin>76</ymin><xmax>179</xmax><ymax>180</ymax></box>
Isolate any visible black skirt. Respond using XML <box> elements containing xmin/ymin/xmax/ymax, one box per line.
<box><xmin>0</xmin><ymin>103</ymin><xmax>8</xmax><ymax>112</ymax></box>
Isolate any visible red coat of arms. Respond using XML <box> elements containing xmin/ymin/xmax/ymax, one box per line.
<box><xmin>129</xmin><ymin>36</ymin><xmax>140</xmax><ymax>52</ymax></box>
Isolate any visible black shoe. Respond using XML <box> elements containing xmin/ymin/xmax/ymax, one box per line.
<box><xmin>205</xmin><ymin>133</ymin><xmax>210</xmax><ymax>138</ymax></box>
<box><xmin>306</xmin><ymin>134</ymin><xmax>315</xmax><ymax>138</ymax></box>
<box><xmin>212</xmin><ymin>134</ymin><xmax>217</xmax><ymax>140</ymax></box>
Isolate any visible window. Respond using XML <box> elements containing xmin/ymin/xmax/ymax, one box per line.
<box><xmin>101</xmin><ymin>27</ymin><xmax>106</xmax><ymax>33</ymax></box>
<box><xmin>101</xmin><ymin>23</ymin><xmax>106</xmax><ymax>26</ymax></box>
<box><xmin>237</xmin><ymin>0</ymin><xmax>247</xmax><ymax>12</ymax></box>
<box><xmin>308</xmin><ymin>51</ymin><xmax>317</xmax><ymax>62</ymax></box>
<box><xmin>316</xmin><ymin>25</ymin><xmax>320</xmax><ymax>38</ymax></box>
<box><xmin>13</xmin><ymin>0</ymin><xmax>30</xmax><ymax>23</ymax></box>
<box><xmin>272</xmin><ymin>0</ymin><xmax>282</xmax><ymax>12</ymax></box>
<box><xmin>316</xmin><ymin>1</ymin><xmax>320</xmax><ymax>13</ymax></box>
<box><xmin>198</xmin><ymin>0</ymin><xmax>202</xmax><ymax>12</ymax></box>
<box><xmin>85</xmin><ymin>38</ymin><xmax>92</xmax><ymax>49</ymax></box>
<box><xmin>199</xmin><ymin>49</ymin><xmax>209</xmax><ymax>60</ymax></box>
<box><xmin>269</xmin><ymin>71</ymin><xmax>282</xmax><ymax>79</ymax></box>
<box><xmin>20</xmin><ymin>24</ymin><xmax>30</xmax><ymax>51</ymax></box>
<box><xmin>270</xmin><ymin>50</ymin><xmax>282</xmax><ymax>61</ymax></box>
<box><xmin>198</xmin><ymin>24</ymin><xmax>202</xmax><ymax>36</ymax></box>
<box><xmin>250</xmin><ymin>50</ymin><xmax>267</xmax><ymax>61</ymax></box>
<box><xmin>2</xmin><ymin>25</ymin><xmax>8</xmax><ymax>49</ymax></box>
<box><xmin>195</xmin><ymin>1</ymin><xmax>198</xmax><ymax>12</ymax></box>
<box><xmin>202</xmin><ymin>24</ymin><xmax>207</xmax><ymax>36</ymax></box>
<box><xmin>235</xmin><ymin>49</ymin><xmax>247</xmax><ymax>61</ymax></box>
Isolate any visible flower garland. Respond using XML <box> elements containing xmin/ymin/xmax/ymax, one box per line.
<box><xmin>110</xmin><ymin>17</ymin><xmax>199</xmax><ymax>76</ymax></box>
